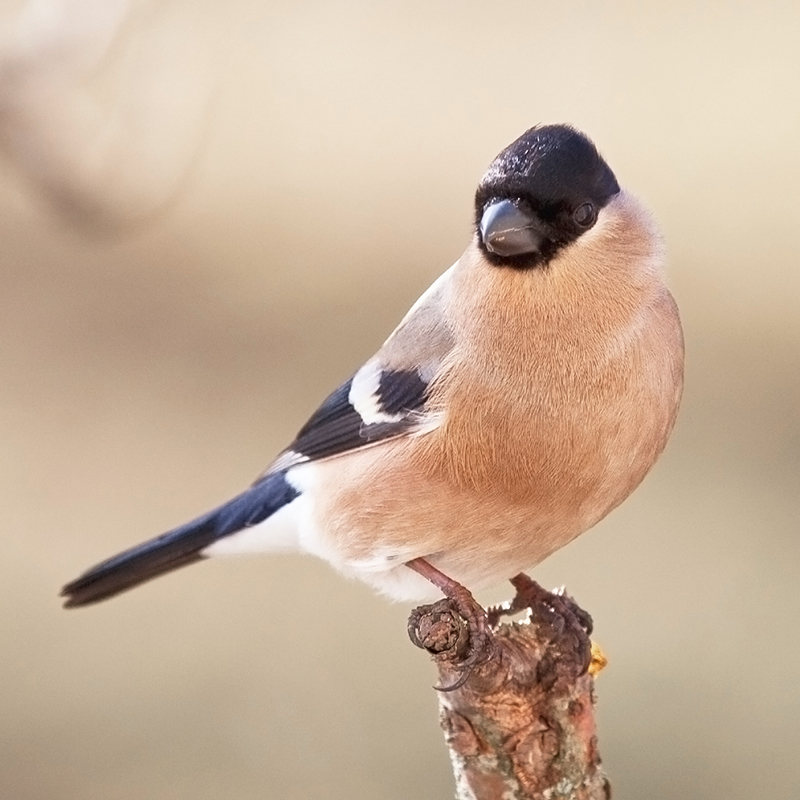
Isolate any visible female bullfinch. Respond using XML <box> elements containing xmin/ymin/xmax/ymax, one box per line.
<box><xmin>62</xmin><ymin>124</ymin><xmax>684</xmax><ymax>615</ymax></box>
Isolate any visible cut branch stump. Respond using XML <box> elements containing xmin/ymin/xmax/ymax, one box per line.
<box><xmin>408</xmin><ymin>583</ymin><xmax>609</xmax><ymax>800</ymax></box>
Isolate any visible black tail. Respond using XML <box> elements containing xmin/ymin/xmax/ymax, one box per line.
<box><xmin>61</xmin><ymin>472</ymin><xmax>299</xmax><ymax>608</ymax></box>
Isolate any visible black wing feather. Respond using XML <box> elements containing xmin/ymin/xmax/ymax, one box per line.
<box><xmin>266</xmin><ymin>367</ymin><xmax>433</xmax><ymax>474</ymax></box>
<box><xmin>293</xmin><ymin>379</ymin><xmax>355</xmax><ymax>439</ymax></box>
<box><xmin>376</xmin><ymin>369</ymin><xmax>428</xmax><ymax>415</ymax></box>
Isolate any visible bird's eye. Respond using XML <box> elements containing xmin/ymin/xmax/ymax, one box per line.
<box><xmin>573</xmin><ymin>203</ymin><xmax>596</xmax><ymax>228</ymax></box>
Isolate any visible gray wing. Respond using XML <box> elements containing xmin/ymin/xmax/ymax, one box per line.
<box><xmin>262</xmin><ymin>265</ymin><xmax>456</xmax><ymax>477</ymax></box>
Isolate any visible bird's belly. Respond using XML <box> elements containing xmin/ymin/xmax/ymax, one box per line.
<box><xmin>288</xmin><ymin>418</ymin><xmax>658</xmax><ymax>601</ymax></box>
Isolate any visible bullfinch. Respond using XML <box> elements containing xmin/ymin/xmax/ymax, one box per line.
<box><xmin>61</xmin><ymin>124</ymin><xmax>684</xmax><ymax>637</ymax></box>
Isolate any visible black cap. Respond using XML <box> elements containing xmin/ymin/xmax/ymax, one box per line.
<box><xmin>475</xmin><ymin>125</ymin><xmax>620</xmax><ymax>268</ymax></box>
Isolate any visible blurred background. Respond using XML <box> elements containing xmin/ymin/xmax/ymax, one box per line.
<box><xmin>1</xmin><ymin>1</ymin><xmax>798</xmax><ymax>798</ymax></box>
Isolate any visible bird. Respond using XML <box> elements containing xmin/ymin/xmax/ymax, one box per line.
<box><xmin>61</xmin><ymin>124</ymin><xmax>684</xmax><ymax>644</ymax></box>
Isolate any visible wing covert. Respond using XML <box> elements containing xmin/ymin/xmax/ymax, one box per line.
<box><xmin>260</xmin><ymin>264</ymin><xmax>457</xmax><ymax>478</ymax></box>
<box><xmin>264</xmin><ymin>366</ymin><xmax>434</xmax><ymax>475</ymax></box>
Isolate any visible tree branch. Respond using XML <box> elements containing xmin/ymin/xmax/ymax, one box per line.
<box><xmin>408</xmin><ymin>583</ymin><xmax>609</xmax><ymax>800</ymax></box>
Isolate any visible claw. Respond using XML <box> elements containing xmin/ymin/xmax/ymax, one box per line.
<box><xmin>434</xmin><ymin>668</ymin><xmax>473</xmax><ymax>693</ymax></box>
<box><xmin>405</xmin><ymin>563</ymin><xmax>594</xmax><ymax>689</ymax></box>
<box><xmin>405</xmin><ymin>558</ymin><xmax>493</xmax><ymax>689</ymax></box>
<box><xmin>503</xmin><ymin>573</ymin><xmax>594</xmax><ymax>674</ymax></box>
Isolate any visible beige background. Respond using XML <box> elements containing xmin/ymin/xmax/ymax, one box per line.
<box><xmin>2</xmin><ymin>1</ymin><xmax>799</xmax><ymax>798</ymax></box>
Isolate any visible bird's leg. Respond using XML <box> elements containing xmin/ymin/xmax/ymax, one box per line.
<box><xmin>405</xmin><ymin>558</ymin><xmax>492</xmax><ymax>690</ymax></box>
<box><xmin>488</xmin><ymin>573</ymin><xmax>594</xmax><ymax>674</ymax></box>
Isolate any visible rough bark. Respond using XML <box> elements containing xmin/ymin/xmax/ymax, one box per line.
<box><xmin>408</xmin><ymin>586</ymin><xmax>609</xmax><ymax>800</ymax></box>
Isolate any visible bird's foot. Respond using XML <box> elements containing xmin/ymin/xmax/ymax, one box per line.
<box><xmin>488</xmin><ymin>573</ymin><xmax>593</xmax><ymax>676</ymax></box>
<box><xmin>405</xmin><ymin>558</ymin><xmax>493</xmax><ymax>691</ymax></box>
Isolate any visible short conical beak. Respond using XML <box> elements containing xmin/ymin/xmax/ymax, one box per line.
<box><xmin>479</xmin><ymin>199</ymin><xmax>542</xmax><ymax>257</ymax></box>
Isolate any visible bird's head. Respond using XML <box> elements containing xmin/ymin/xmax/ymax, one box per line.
<box><xmin>475</xmin><ymin>125</ymin><xmax>620</xmax><ymax>269</ymax></box>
